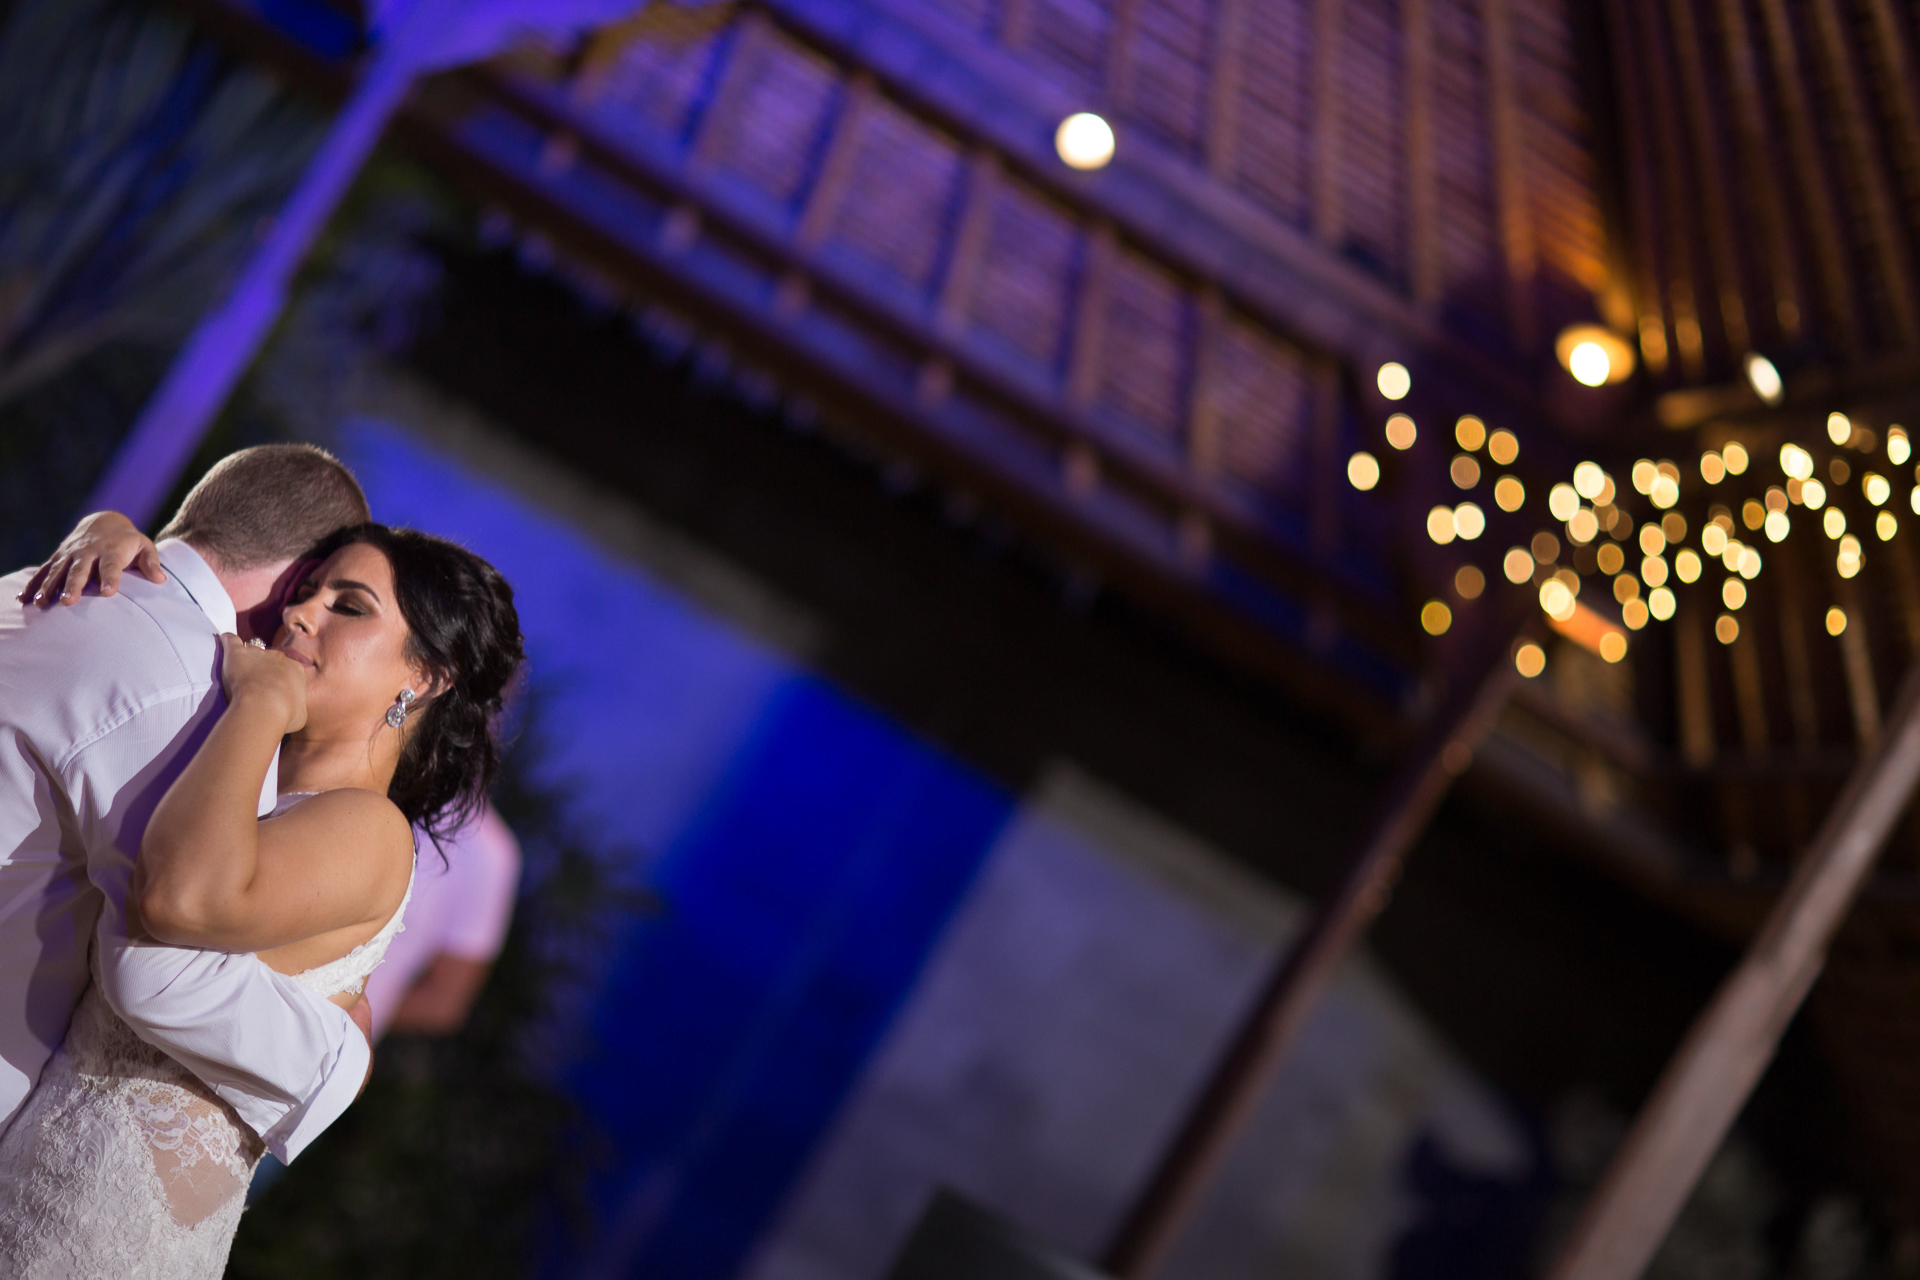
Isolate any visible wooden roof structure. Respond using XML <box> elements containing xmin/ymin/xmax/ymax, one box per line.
<box><xmin>169</xmin><ymin>0</ymin><xmax>1920</xmax><ymax>1253</ymax></box>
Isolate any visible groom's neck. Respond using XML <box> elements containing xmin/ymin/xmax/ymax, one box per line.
<box><xmin>188</xmin><ymin>542</ymin><xmax>298</xmax><ymax>642</ymax></box>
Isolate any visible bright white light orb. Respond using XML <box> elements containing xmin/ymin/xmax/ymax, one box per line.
<box><xmin>1377</xmin><ymin>362</ymin><xmax>1412</xmax><ymax>401</ymax></box>
<box><xmin>1744</xmin><ymin>353</ymin><xmax>1783</xmax><ymax>405</ymax></box>
<box><xmin>1573</xmin><ymin>462</ymin><xmax>1607</xmax><ymax>500</ymax></box>
<box><xmin>1055</xmin><ymin>113</ymin><xmax>1116</xmax><ymax>170</ymax></box>
<box><xmin>1780</xmin><ymin>443</ymin><xmax>1814</xmax><ymax>480</ymax></box>
<box><xmin>1568</xmin><ymin>342</ymin><xmax>1610</xmax><ymax>387</ymax></box>
<box><xmin>1829</xmin><ymin>412</ymin><xmax>1852</xmax><ymax>446</ymax></box>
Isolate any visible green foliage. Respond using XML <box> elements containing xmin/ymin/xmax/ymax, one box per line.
<box><xmin>228</xmin><ymin>694</ymin><xmax>652</xmax><ymax>1279</ymax></box>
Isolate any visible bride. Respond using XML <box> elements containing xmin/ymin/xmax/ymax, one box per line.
<box><xmin>0</xmin><ymin>519</ymin><xmax>523</xmax><ymax>1277</ymax></box>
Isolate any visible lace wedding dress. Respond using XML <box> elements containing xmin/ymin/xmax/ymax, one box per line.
<box><xmin>0</xmin><ymin>795</ymin><xmax>412</xmax><ymax>1279</ymax></box>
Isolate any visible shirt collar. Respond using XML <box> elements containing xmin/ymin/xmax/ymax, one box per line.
<box><xmin>156</xmin><ymin>539</ymin><xmax>237</xmax><ymax>635</ymax></box>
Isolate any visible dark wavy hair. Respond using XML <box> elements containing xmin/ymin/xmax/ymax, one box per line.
<box><xmin>304</xmin><ymin>523</ymin><xmax>524</xmax><ymax>844</ymax></box>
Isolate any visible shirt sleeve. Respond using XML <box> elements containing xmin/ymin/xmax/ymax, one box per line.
<box><xmin>68</xmin><ymin>694</ymin><xmax>368</xmax><ymax>1163</ymax></box>
<box><xmin>436</xmin><ymin>806</ymin><xmax>522</xmax><ymax>960</ymax></box>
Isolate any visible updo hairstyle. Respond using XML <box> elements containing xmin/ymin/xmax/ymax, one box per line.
<box><xmin>303</xmin><ymin>523</ymin><xmax>524</xmax><ymax>843</ymax></box>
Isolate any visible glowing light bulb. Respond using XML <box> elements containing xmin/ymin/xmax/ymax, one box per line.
<box><xmin>1764</xmin><ymin>510</ymin><xmax>1789</xmax><ymax>542</ymax></box>
<box><xmin>1723</xmin><ymin>443</ymin><xmax>1749</xmax><ymax>474</ymax></box>
<box><xmin>1649</xmin><ymin>587</ymin><xmax>1676</xmax><ymax>620</ymax></box>
<box><xmin>1891</xmin><ymin>427</ymin><xmax>1911</xmax><ymax>465</ymax></box>
<box><xmin>1421</xmin><ymin>600</ymin><xmax>1452</xmax><ymax>635</ymax></box>
<box><xmin>1866</xmin><ymin>472</ymin><xmax>1891</xmax><ymax>505</ymax></box>
<box><xmin>1803</xmin><ymin>479</ymin><xmax>1827</xmax><ymax>509</ymax></box>
<box><xmin>1824</xmin><ymin>507</ymin><xmax>1847</xmax><ymax>539</ymax></box>
<box><xmin>1494</xmin><ymin>476</ymin><xmax>1525</xmax><ymax>512</ymax></box>
<box><xmin>1716</xmin><ymin>615</ymin><xmax>1740</xmax><ymax>644</ymax></box>
<box><xmin>1829</xmin><ymin>412</ymin><xmax>1852</xmax><ymax>446</ymax></box>
<box><xmin>1675</xmin><ymin>548</ymin><xmax>1701</xmax><ymax>582</ymax></box>
<box><xmin>1055</xmin><ymin>113</ymin><xmax>1115</xmax><ymax>170</ymax></box>
<box><xmin>1548</xmin><ymin>483</ymin><xmax>1580</xmax><ymax>521</ymax></box>
<box><xmin>1723</xmin><ymin>578</ymin><xmax>1747</xmax><ymax>610</ymax></box>
<box><xmin>1385</xmin><ymin>413</ymin><xmax>1417</xmax><ymax>450</ymax></box>
<box><xmin>1878</xmin><ymin>510</ymin><xmax>1898</xmax><ymax>541</ymax></box>
<box><xmin>1377</xmin><ymin>362</ymin><xmax>1411</xmax><ymax>400</ymax></box>
<box><xmin>1827</xmin><ymin>607</ymin><xmax>1848</xmax><ymax>636</ymax></box>
<box><xmin>1453</xmin><ymin>502</ymin><xmax>1486</xmax><ymax>540</ymax></box>
<box><xmin>1456</xmin><ymin>416</ymin><xmax>1487</xmax><ymax>450</ymax></box>
<box><xmin>1599</xmin><ymin>632</ymin><xmax>1628</xmax><ymax>663</ymax></box>
<box><xmin>1427</xmin><ymin>506</ymin><xmax>1457</xmax><ymax>544</ymax></box>
<box><xmin>1623</xmin><ymin>598</ymin><xmax>1650</xmax><ymax>629</ymax></box>
<box><xmin>1515</xmin><ymin>643</ymin><xmax>1546</xmax><ymax>677</ymax></box>
<box><xmin>1539</xmin><ymin>579</ymin><xmax>1576</xmax><ymax>620</ymax></box>
<box><xmin>1569</xmin><ymin>342</ymin><xmax>1610</xmax><ymax>386</ymax></box>
<box><xmin>1700</xmin><ymin>452</ymin><xmax>1726</xmax><ymax>484</ymax></box>
<box><xmin>1488</xmin><ymin>430</ymin><xmax>1519</xmax><ymax>465</ymax></box>
<box><xmin>1573</xmin><ymin>462</ymin><xmax>1607</xmax><ymax>500</ymax></box>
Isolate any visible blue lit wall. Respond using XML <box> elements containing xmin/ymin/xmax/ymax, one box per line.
<box><xmin>340</xmin><ymin>421</ymin><xmax>1014</xmax><ymax>1280</ymax></box>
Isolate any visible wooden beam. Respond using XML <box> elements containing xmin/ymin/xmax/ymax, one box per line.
<box><xmin>1310</xmin><ymin>0</ymin><xmax>1344</xmax><ymax>248</ymax></box>
<box><xmin>1666</xmin><ymin>0</ymin><xmax>1749</xmax><ymax>354</ymax></box>
<box><xmin>1098</xmin><ymin>602</ymin><xmax>1532</xmax><ymax>1280</ymax></box>
<box><xmin>1711</xmin><ymin>0</ymin><xmax>1804</xmax><ymax>340</ymax></box>
<box><xmin>1544</xmin><ymin>661</ymin><xmax>1920</xmax><ymax>1280</ymax></box>
<box><xmin>932</xmin><ymin>149</ymin><xmax>999</xmax><ymax>336</ymax></box>
<box><xmin>1807</xmin><ymin>0</ymin><xmax>1920</xmax><ymax>347</ymax></box>
<box><xmin>1753</xmin><ymin>0</ymin><xmax>1862</xmax><ymax>349</ymax></box>
<box><xmin>1202</xmin><ymin>0</ymin><xmax>1250</xmax><ymax>179</ymax></box>
<box><xmin>1632</xmin><ymin>0</ymin><xmax>1703</xmax><ymax>375</ymax></box>
<box><xmin>793</xmin><ymin>74</ymin><xmax>875</xmax><ymax>250</ymax></box>
<box><xmin>1676</xmin><ymin>587</ymin><xmax>1718</xmax><ymax>767</ymax></box>
<box><xmin>1485</xmin><ymin>0</ymin><xmax>1537</xmax><ymax>349</ymax></box>
<box><xmin>1403</xmin><ymin>0</ymin><xmax>1439</xmax><ymax>306</ymax></box>
<box><xmin>1860</xmin><ymin>0</ymin><xmax>1920</xmax><ymax>267</ymax></box>
<box><xmin>1066</xmin><ymin>222</ymin><xmax>1117</xmax><ymax>411</ymax></box>
<box><xmin>1601</xmin><ymin>0</ymin><xmax>1672</xmax><ymax>374</ymax></box>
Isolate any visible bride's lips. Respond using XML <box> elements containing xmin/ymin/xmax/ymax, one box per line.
<box><xmin>279</xmin><ymin>645</ymin><xmax>318</xmax><ymax>671</ymax></box>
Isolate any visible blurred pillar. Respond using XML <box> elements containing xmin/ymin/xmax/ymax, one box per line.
<box><xmin>1099</xmin><ymin>600</ymin><xmax>1533</xmax><ymax>1279</ymax></box>
<box><xmin>1545</xmin><ymin>662</ymin><xmax>1920</xmax><ymax>1280</ymax></box>
<box><xmin>80</xmin><ymin>2</ymin><xmax>458</xmax><ymax>528</ymax></box>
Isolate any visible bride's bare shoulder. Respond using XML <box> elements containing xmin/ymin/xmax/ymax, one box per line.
<box><xmin>267</xmin><ymin>788</ymin><xmax>413</xmax><ymax>860</ymax></box>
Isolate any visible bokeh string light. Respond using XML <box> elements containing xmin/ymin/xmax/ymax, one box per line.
<box><xmin>1366</xmin><ymin>383</ymin><xmax>1908</xmax><ymax>676</ymax></box>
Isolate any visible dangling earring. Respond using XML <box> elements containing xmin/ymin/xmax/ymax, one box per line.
<box><xmin>385</xmin><ymin>689</ymin><xmax>416</xmax><ymax>729</ymax></box>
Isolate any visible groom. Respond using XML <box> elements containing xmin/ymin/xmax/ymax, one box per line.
<box><xmin>0</xmin><ymin>444</ymin><xmax>376</xmax><ymax>1160</ymax></box>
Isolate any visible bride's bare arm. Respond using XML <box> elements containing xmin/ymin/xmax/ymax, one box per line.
<box><xmin>138</xmin><ymin>635</ymin><xmax>412</xmax><ymax>953</ymax></box>
<box><xmin>17</xmin><ymin>511</ymin><xmax>166</xmax><ymax>605</ymax></box>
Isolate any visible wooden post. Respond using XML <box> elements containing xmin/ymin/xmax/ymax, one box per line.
<box><xmin>1099</xmin><ymin>601</ymin><xmax>1532</xmax><ymax>1279</ymax></box>
<box><xmin>1544</xmin><ymin>661</ymin><xmax>1920</xmax><ymax>1280</ymax></box>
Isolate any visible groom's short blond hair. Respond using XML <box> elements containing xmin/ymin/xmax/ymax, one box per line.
<box><xmin>156</xmin><ymin>444</ymin><xmax>370</xmax><ymax>572</ymax></box>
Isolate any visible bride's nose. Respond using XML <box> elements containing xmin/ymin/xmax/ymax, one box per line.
<box><xmin>282</xmin><ymin>595</ymin><xmax>320</xmax><ymax>634</ymax></box>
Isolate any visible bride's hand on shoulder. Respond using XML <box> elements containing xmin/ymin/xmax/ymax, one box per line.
<box><xmin>218</xmin><ymin>634</ymin><xmax>309</xmax><ymax>733</ymax></box>
<box><xmin>17</xmin><ymin>511</ymin><xmax>166</xmax><ymax>606</ymax></box>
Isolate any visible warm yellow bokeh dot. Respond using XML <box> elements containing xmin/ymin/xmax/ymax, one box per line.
<box><xmin>1622</xmin><ymin>598</ymin><xmax>1650</xmax><ymax>629</ymax></box>
<box><xmin>1716</xmin><ymin>614</ymin><xmax>1740</xmax><ymax>644</ymax></box>
<box><xmin>1503</xmin><ymin>546</ymin><xmax>1535</xmax><ymax>583</ymax></box>
<box><xmin>1421</xmin><ymin>600</ymin><xmax>1452</xmax><ymax>635</ymax></box>
<box><xmin>1456</xmin><ymin>416</ymin><xmax>1487</xmax><ymax>451</ymax></box>
<box><xmin>1598</xmin><ymin>632</ymin><xmax>1628</xmax><ymax>663</ymax></box>
<box><xmin>1385</xmin><ymin>413</ymin><xmax>1417</xmax><ymax>450</ymax></box>
<box><xmin>1879</xmin><ymin>510</ymin><xmax>1899</xmax><ymax>541</ymax></box>
<box><xmin>1826</xmin><ymin>607</ymin><xmax>1848</xmax><ymax>636</ymax></box>
<box><xmin>1723</xmin><ymin>442</ymin><xmax>1750</xmax><ymax>474</ymax></box>
<box><xmin>1455</xmin><ymin>564</ymin><xmax>1485</xmax><ymax>599</ymax></box>
<box><xmin>1427</xmin><ymin>506</ymin><xmax>1457</xmax><ymax>545</ymax></box>
<box><xmin>1723</xmin><ymin>578</ymin><xmax>1747</xmax><ymax>610</ymax></box>
<box><xmin>1488</xmin><ymin>430</ymin><xmax>1519</xmax><ymax>465</ymax></box>
<box><xmin>1514</xmin><ymin>642</ymin><xmax>1546</xmax><ymax>678</ymax></box>
<box><xmin>1649</xmin><ymin>586</ymin><xmax>1676</xmax><ymax>620</ymax></box>
<box><xmin>1596</xmin><ymin>543</ymin><xmax>1625</xmax><ymax>575</ymax></box>
<box><xmin>1348</xmin><ymin>451</ymin><xmax>1381</xmax><ymax>490</ymax></box>
<box><xmin>1614</xmin><ymin>573</ymin><xmax>1640</xmax><ymax>603</ymax></box>
<box><xmin>1494</xmin><ymin>476</ymin><xmax>1525</xmax><ymax>512</ymax></box>
<box><xmin>1675</xmin><ymin>548</ymin><xmax>1701</xmax><ymax>582</ymax></box>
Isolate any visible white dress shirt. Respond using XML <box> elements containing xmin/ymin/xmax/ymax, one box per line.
<box><xmin>0</xmin><ymin>539</ymin><xmax>369</xmax><ymax>1161</ymax></box>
